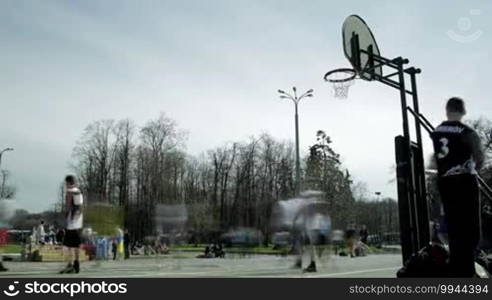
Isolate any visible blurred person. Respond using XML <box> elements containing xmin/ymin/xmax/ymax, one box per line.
<box><xmin>0</xmin><ymin>228</ymin><xmax>8</xmax><ymax>271</ymax></box>
<box><xmin>115</xmin><ymin>228</ymin><xmax>124</xmax><ymax>260</ymax></box>
<box><xmin>359</xmin><ymin>224</ymin><xmax>368</xmax><ymax>245</ymax></box>
<box><xmin>59</xmin><ymin>175</ymin><xmax>84</xmax><ymax>274</ymax></box>
<box><xmin>0</xmin><ymin>261</ymin><xmax>6</xmax><ymax>272</ymax></box>
<box><xmin>47</xmin><ymin>225</ymin><xmax>56</xmax><ymax>245</ymax></box>
<box><xmin>291</xmin><ymin>193</ymin><xmax>331</xmax><ymax>273</ymax></box>
<box><xmin>345</xmin><ymin>224</ymin><xmax>357</xmax><ymax>258</ymax></box>
<box><xmin>36</xmin><ymin>220</ymin><xmax>46</xmax><ymax>245</ymax></box>
<box><xmin>0</xmin><ymin>245</ymin><xmax>6</xmax><ymax>272</ymax></box>
<box><xmin>112</xmin><ymin>238</ymin><xmax>118</xmax><ymax>260</ymax></box>
<box><xmin>204</xmin><ymin>244</ymin><xmax>212</xmax><ymax>257</ymax></box>
<box><xmin>56</xmin><ymin>228</ymin><xmax>65</xmax><ymax>245</ymax></box>
<box><xmin>214</xmin><ymin>243</ymin><xmax>225</xmax><ymax>258</ymax></box>
<box><xmin>197</xmin><ymin>244</ymin><xmax>214</xmax><ymax>258</ymax></box>
<box><xmin>30</xmin><ymin>226</ymin><xmax>36</xmax><ymax>244</ymax></box>
<box><xmin>354</xmin><ymin>240</ymin><xmax>369</xmax><ymax>257</ymax></box>
<box><xmin>161</xmin><ymin>243</ymin><xmax>169</xmax><ymax>255</ymax></box>
<box><xmin>132</xmin><ymin>241</ymin><xmax>144</xmax><ymax>255</ymax></box>
<box><xmin>431</xmin><ymin>221</ymin><xmax>441</xmax><ymax>243</ymax></box>
<box><xmin>331</xmin><ymin>230</ymin><xmax>344</xmax><ymax>255</ymax></box>
<box><xmin>124</xmin><ymin>229</ymin><xmax>131</xmax><ymax>259</ymax></box>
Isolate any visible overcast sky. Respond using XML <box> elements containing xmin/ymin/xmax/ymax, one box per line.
<box><xmin>1</xmin><ymin>0</ymin><xmax>491</xmax><ymax>212</ymax></box>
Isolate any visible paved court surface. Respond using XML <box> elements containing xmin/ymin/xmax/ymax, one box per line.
<box><xmin>0</xmin><ymin>252</ymin><xmax>402</xmax><ymax>278</ymax></box>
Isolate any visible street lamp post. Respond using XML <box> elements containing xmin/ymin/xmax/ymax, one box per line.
<box><xmin>375</xmin><ymin>191</ymin><xmax>381</xmax><ymax>201</ymax></box>
<box><xmin>0</xmin><ymin>147</ymin><xmax>13</xmax><ymax>272</ymax></box>
<box><xmin>278</xmin><ymin>87</ymin><xmax>313</xmax><ymax>195</ymax></box>
<box><xmin>0</xmin><ymin>148</ymin><xmax>14</xmax><ymax>170</ymax></box>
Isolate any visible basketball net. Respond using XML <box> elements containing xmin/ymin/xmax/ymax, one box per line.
<box><xmin>332</xmin><ymin>79</ymin><xmax>354</xmax><ymax>99</ymax></box>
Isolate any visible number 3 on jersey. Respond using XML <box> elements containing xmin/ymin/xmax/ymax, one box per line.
<box><xmin>437</xmin><ymin>138</ymin><xmax>449</xmax><ymax>159</ymax></box>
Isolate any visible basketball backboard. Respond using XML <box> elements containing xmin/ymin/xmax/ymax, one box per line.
<box><xmin>342</xmin><ymin>15</ymin><xmax>382</xmax><ymax>81</ymax></box>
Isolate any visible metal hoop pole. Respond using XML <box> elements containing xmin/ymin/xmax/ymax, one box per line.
<box><xmin>410</xmin><ymin>70</ymin><xmax>430</xmax><ymax>250</ymax></box>
<box><xmin>396</xmin><ymin>59</ymin><xmax>420</xmax><ymax>262</ymax></box>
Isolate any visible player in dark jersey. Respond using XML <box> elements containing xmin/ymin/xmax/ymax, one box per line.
<box><xmin>431</xmin><ymin>97</ymin><xmax>484</xmax><ymax>277</ymax></box>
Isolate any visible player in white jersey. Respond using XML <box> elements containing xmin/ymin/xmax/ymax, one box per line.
<box><xmin>59</xmin><ymin>175</ymin><xmax>84</xmax><ymax>274</ymax></box>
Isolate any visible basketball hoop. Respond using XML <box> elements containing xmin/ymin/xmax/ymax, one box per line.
<box><xmin>323</xmin><ymin>68</ymin><xmax>357</xmax><ymax>99</ymax></box>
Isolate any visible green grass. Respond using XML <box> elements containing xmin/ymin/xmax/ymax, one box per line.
<box><xmin>0</xmin><ymin>244</ymin><xmax>22</xmax><ymax>254</ymax></box>
<box><xmin>85</xmin><ymin>205</ymin><xmax>124</xmax><ymax>235</ymax></box>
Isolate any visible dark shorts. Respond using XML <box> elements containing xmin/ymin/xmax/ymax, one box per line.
<box><xmin>63</xmin><ymin>229</ymin><xmax>82</xmax><ymax>248</ymax></box>
<box><xmin>437</xmin><ymin>174</ymin><xmax>480</xmax><ymax>277</ymax></box>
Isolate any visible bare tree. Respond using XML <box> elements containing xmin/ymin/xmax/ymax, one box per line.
<box><xmin>73</xmin><ymin>119</ymin><xmax>118</xmax><ymax>203</ymax></box>
<box><xmin>70</xmin><ymin>116</ymin><xmax>368</xmax><ymax>244</ymax></box>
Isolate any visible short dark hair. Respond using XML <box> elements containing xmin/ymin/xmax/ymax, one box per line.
<box><xmin>65</xmin><ymin>174</ymin><xmax>76</xmax><ymax>185</ymax></box>
<box><xmin>446</xmin><ymin>97</ymin><xmax>466</xmax><ymax>114</ymax></box>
